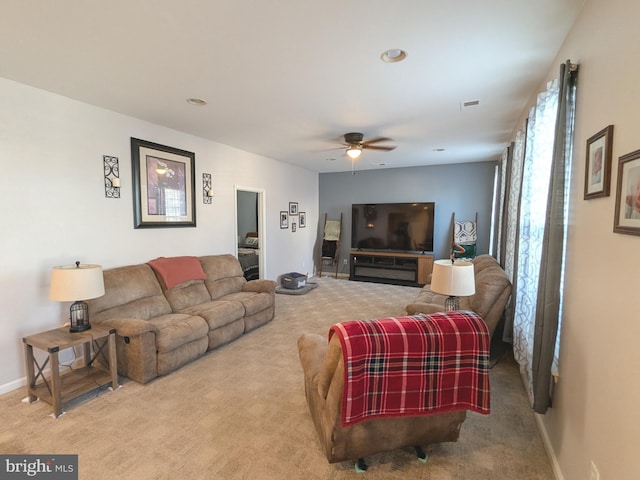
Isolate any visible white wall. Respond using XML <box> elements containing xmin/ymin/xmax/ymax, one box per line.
<box><xmin>525</xmin><ymin>0</ymin><xmax>640</xmax><ymax>479</ymax></box>
<box><xmin>0</xmin><ymin>77</ymin><xmax>318</xmax><ymax>392</ymax></box>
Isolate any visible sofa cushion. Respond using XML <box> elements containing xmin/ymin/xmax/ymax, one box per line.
<box><xmin>149</xmin><ymin>313</ymin><xmax>209</xmax><ymax>353</ymax></box>
<box><xmin>89</xmin><ymin>264</ymin><xmax>172</xmax><ymax>322</ymax></box>
<box><xmin>223</xmin><ymin>291</ymin><xmax>274</xmax><ymax>316</ymax></box>
<box><xmin>179</xmin><ymin>300</ymin><xmax>245</xmax><ymax>330</ymax></box>
<box><xmin>157</xmin><ymin>337</ymin><xmax>209</xmax><ymax>377</ymax></box>
<box><xmin>199</xmin><ymin>254</ymin><xmax>248</xmax><ymax>300</ymax></box>
<box><xmin>148</xmin><ymin>256</ymin><xmax>207</xmax><ymax>289</ymax></box>
<box><xmin>163</xmin><ymin>281</ymin><xmax>212</xmax><ymax>311</ymax></box>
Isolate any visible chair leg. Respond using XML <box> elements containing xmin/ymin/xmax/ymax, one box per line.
<box><xmin>355</xmin><ymin>458</ymin><xmax>368</xmax><ymax>473</ymax></box>
<box><xmin>415</xmin><ymin>445</ymin><xmax>428</xmax><ymax>463</ymax></box>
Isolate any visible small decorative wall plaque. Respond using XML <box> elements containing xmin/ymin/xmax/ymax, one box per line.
<box><xmin>203</xmin><ymin>173</ymin><xmax>212</xmax><ymax>204</ymax></box>
<box><xmin>103</xmin><ymin>155</ymin><xmax>120</xmax><ymax>198</ymax></box>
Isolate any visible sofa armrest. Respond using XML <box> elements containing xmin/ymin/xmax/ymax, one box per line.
<box><xmin>242</xmin><ymin>279</ymin><xmax>276</xmax><ymax>294</ymax></box>
<box><xmin>97</xmin><ymin>317</ymin><xmax>159</xmax><ymax>337</ymax></box>
<box><xmin>405</xmin><ymin>302</ymin><xmax>444</xmax><ymax>316</ymax></box>
<box><xmin>297</xmin><ymin>334</ymin><xmax>328</xmax><ymax>388</ymax></box>
<box><xmin>96</xmin><ymin>318</ymin><xmax>159</xmax><ymax>383</ymax></box>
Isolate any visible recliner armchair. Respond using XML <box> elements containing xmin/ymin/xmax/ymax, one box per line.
<box><xmin>405</xmin><ymin>254</ymin><xmax>512</xmax><ymax>338</ymax></box>
<box><xmin>297</xmin><ymin>311</ymin><xmax>490</xmax><ymax>471</ymax></box>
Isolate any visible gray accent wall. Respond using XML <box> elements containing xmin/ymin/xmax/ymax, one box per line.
<box><xmin>237</xmin><ymin>190</ymin><xmax>258</xmax><ymax>240</ymax></box>
<box><xmin>318</xmin><ymin>161</ymin><xmax>497</xmax><ymax>274</ymax></box>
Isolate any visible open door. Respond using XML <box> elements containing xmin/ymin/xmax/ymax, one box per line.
<box><xmin>235</xmin><ymin>186</ymin><xmax>266</xmax><ymax>279</ymax></box>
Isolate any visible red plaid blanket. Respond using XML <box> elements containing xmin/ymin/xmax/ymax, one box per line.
<box><xmin>328</xmin><ymin>311</ymin><xmax>490</xmax><ymax>427</ymax></box>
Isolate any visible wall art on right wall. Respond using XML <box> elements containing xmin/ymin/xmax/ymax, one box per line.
<box><xmin>614</xmin><ymin>148</ymin><xmax>640</xmax><ymax>236</ymax></box>
<box><xmin>584</xmin><ymin>125</ymin><xmax>614</xmax><ymax>199</ymax></box>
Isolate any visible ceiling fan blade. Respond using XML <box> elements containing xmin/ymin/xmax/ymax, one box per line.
<box><xmin>361</xmin><ymin>137</ymin><xmax>393</xmax><ymax>145</ymax></box>
<box><xmin>362</xmin><ymin>144</ymin><xmax>396</xmax><ymax>151</ymax></box>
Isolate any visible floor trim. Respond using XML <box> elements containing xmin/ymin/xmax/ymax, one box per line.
<box><xmin>534</xmin><ymin>413</ymin><xmax>565</xmax><ymax>480</ymax></box>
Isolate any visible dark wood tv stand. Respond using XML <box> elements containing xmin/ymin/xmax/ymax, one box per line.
<box><xmin>349</xmin><ymin>250</ymin><xmax>434</xmax><ymax>287</ymax></box>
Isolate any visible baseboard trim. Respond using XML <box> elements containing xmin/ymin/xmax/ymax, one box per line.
<box><xmin>534</xmin><ymin>413</ymin><xmax>565</xmax><ymax>480</ymax></box>
<box><xmin>0</xmin><ymin>359</ymin><xmax>83</xmax><ymax>396</ymax></box>
<box><xmin>0</xmin><ymin>376</ymin><xmax>26</xmax><ymax>396</ymax></box>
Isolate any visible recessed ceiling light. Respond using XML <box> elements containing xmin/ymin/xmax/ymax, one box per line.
<box><xmin>186</xmin><ymin>98</ymin><xmax>207</xmax><ymax>106</ymax></box>
<box><xmin>462</xmin><ymin>100</ymin><xmax>480</xmax><ymax>107</ymax></box>
<box><xmin>381</xmin><ymin>49</ymin><xmax>407</xmax><ymax>63</ymax></box>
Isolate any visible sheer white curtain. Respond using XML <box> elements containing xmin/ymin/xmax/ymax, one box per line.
<box><xmin>501</xmin><ymin>128</ymin><xmax>526</xmax><ymax>343</ymax></box>
<box><xmin>512</xmin><ymin>80</ymin><xmax>559</xmax><ymax>404</ymax></box>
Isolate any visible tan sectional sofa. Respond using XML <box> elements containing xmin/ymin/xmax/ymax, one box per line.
<box><xmin>87</xmin><ymin>254</ymin><xmax>276</xmax><ymax>383</ymax></box>
<box><xmin>404</xmin><ymin>254</ymin><xmax>512</xmax><ymax>337</ymax></box>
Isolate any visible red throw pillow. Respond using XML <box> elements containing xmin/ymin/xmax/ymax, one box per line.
<box><xmin>147</xmin><ymin>256</ymin><xmax>207</xmax><ymax>289</ymax></box>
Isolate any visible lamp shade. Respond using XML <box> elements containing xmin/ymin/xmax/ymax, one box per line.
<box><xmin>49</xmin><ymin>263</ymin><xmax>105</xmax><ymax>302</ymax></box>
<box><xmin>430</xmin><ymin>259</ymin><xmax>475</xmax><ymax>297</ymax></box>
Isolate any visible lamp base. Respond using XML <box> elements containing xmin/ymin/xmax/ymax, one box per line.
<box><xmin>69</xmin><ymin>323</ymin><xmax>91</xmax><ymax>333</ymax></box>
<box><xmin>444</xmin><ymin>296</ymin><xmax>460</xmax><ymax>311</ymax></box>
<box><xmin>69</xmin><ymin>301</ymin><xmax>92</xmax><ymax>333</ymax></box>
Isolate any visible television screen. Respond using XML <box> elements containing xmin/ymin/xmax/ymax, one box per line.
<box><xmin>351</xmin><ymin>202</ymin><xmax>435</xmax><ymax>253</ymax></box>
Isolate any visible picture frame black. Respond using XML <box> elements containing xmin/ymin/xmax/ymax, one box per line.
<box><xmin>289</xmin><ymin>202</ymin><xmax>298</xmax><ymax>215</ymax></box>
<box><xmin>280</xmin><ymin>211</ymin><xmax>289</xmax><ymax>229</ymax></box>
<box><xmin>584</xmin><ymin>125</ymin><xmax>614</xmax><ymax>199</ymax></box>
<box><xmin>614</xmin><ymin>149</ymin><xmax>640</xmax><ymax>236</ymax></box>
<box><xmin>131</xmin><ymin>138</ymin><xmax>196</xmax><ymax>228</ymax></box>
<box><xmin>299</xmin><ymin>212</ymin><xmax>306</xmax><ymax>228</ymax></box>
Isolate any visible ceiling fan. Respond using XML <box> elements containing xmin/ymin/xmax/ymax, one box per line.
<box><xmin>341</xmin><ymin>132</ymin><xmax>396</xmax><ymax>159</ymax></box>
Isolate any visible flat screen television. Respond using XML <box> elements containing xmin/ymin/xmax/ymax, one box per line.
<box><xmin>351</xmin><ymin>202</ymin><xmax>435</xmax><ymax>253</ymax></box>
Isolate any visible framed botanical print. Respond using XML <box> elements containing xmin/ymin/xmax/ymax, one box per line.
<box><xmin>614</xmin><ymin>149</ymin><xmax>640</xmax><ymax>236</ymax></box>
<box><xmin>131</xmin><ymin>138</ymin><xmax>196</xmax><ymax>228</ymax></box>
<box><xmin>584</xmin><ymin>125</ymin><xmax>613</xmax><ymax>199</ymax></box>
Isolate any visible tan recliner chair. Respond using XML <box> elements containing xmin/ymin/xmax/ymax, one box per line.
<box><xmin>297</xmin><ymin>312</ymin><xmax>489</xmax><ymax>471</ymax></box>
<box><xmin>405</xmin><ymin>254</ymin><xmax>512</xmax><ymax>338</ymax></box>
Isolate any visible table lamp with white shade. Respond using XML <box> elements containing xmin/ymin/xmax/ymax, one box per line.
<box><xmin>49</xmin><ymin>261</ymin><xmax>105</xmax><ymax>332</ymax></box>
<box><xmin>430</xmin><ymin>259</ymin><xmax>475</xmax><ymax>311</ymax></box>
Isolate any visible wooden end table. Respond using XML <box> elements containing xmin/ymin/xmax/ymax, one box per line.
<box><xmin>23</xmin><ymin>324</ymin><xmax>119</xmax><ymax>417</ymax></box>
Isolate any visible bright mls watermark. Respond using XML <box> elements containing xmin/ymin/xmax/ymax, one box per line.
<box><xmin>0</xmin><ymin>455</ymin><xmax>77</xmax><ymax>479</ymax></box>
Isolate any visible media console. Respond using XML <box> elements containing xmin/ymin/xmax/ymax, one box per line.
<box><xmin>349</xmin><ymin>250</ymin><xmax>434</xmax><ymax>287</ymax></box>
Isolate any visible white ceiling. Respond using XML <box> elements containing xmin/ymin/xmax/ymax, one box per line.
<box><xmin>0</xmin><ymin>0</ymin><xmax>585</xmax><ymax>173</ymax></box>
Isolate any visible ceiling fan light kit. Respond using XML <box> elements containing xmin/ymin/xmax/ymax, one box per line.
<box><xmin>341</xmin><ymin>132</ymin><xmax>397</xmax><ymax>161</ymax></box>
<box><xmin>346</xmin><ymin>146</ymin><xmax>362</xmax><ymax>159</ymax></box>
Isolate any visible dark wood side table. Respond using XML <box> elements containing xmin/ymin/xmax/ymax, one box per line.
<box><xmin>23</xmin><ymin>325</ymin><xmax>118</xmax><ymax>417</ymax></box>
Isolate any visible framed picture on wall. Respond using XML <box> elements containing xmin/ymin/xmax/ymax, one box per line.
<box><xmin>584</xmin><ymin>125</ymin><xmax>614</xmax><ymax>199</ymax></box>
<box><xmin>131</xmin><ymin>138</ymin><xmax>196</xmax><ymax>228</ymax></box>
<box><xmin>614</xmin><ymin>149</ymin><xmax>640</xmax><ymax>236</ymax></box>
<box><xmin>292</xmin><ymin>222</ymin><xmax>297</xmax><ymax>232</ymax></box>
<box><xmin>289</xmin><ymin>202</ymin><xmax>298</xmax><ymax>215</ymax></box>
<box><xmin>280</xmin><ymin>211</ymin><xmax>289</xmax><ymax>229</ymax></box>
<box><xmin>299</xmin><ymin>212</ymin><xmax>306</xmax><ymax>228</ymax></box>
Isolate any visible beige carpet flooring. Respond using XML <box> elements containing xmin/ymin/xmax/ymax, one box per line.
<box><xmin>0</xmin><ymin>276</ymin><xmax>555</xmax><ymax>479</ymax></box>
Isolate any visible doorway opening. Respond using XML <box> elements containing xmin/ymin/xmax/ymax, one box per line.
<box><xmin>235</xmin><ymin>186</ymin><xmax>266</xmax><ymax>279</ymax></box>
